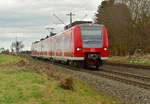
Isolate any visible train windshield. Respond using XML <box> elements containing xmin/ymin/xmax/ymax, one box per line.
<box><xmin>80</xmin><ymin>25</ymin><xmax>103</xmax><ymax>48</ymax></box>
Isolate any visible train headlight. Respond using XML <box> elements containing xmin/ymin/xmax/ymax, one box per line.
<box><xmin>76</xmin><ymin>48</ymin><xmax>82</xmax><ymax>51</ymax></box>
<box><xmin>104</xmin><ymin>48</ymin><xmax>107</xmax><ymax>51</ymax></box>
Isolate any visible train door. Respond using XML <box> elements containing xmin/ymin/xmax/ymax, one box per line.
<box><xmin>48</xmin><ymin>38</ymin><xmax>52</xmax><ymax>58</ymax></box>
<box><xmin>62</xmin><ymin>36</ymin><xmax>65</xmax><ymax>58</ymax></box>
<box><xmin>51</xmin><ymin>38</ymin><xmax>54</xmax><ymax>57</ymax></box>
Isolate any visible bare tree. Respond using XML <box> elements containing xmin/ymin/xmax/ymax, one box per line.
<box><xmin>11</xmin><ymin>41</ymin><xmax>24</xmax><ymax>54</ymax></box>
<box><xmin>120</xmin><ymin>0</ymin><xmax>150</xmax><ymax>52</ymax></box>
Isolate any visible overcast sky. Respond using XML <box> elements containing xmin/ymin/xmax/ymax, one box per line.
<box><xmin>0</xmin><ymin>0</ymin><xmax>102</xmax><ymax>50</ymax></box>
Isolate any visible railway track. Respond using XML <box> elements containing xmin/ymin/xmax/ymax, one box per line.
<box><xmin>89</xmin><ymin>71</ymin><xmax>150</xmax><ymax>90</ymax></box>
<box><xmin>54</xmin><ymin>63</ymin><xmax>150</xmax><ymax>90</ymax></box>
<box><xmin>101</xmin><ymin>69</ymin><xmax>150</xmax><ymax>83</ymax></box>
<box><xmin>37</xmin><ymin>58</ymin><xmax>150</xmax><ymax>90</ymax></box>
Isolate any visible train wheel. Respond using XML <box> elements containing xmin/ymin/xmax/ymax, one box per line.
<box><xmin>95</xmin><ymin>63</ymin><xmax>99</xmax><ymax>70</ymax></box>
<box><xmin>77</xmin><ymin>61</ymin><xmax>83</xmax><ymax>68</ymax></box>
<box><xmin>99</xmin><ymin>60</ymin><xmax>103</xmax><ymax>66</ymax></box>
<box><xmin>83</xmin><ymin>61</ymin><xmax>88</xmax><ymax>69</ymax></box>
<box><xmin>66</xmin><ymin>60</ymin><xmax>69</xmax><ymax>65</ymax></box>
<box><xmin>96</xmin><ymin>60</ymin><xmax>103</xmax><ymax>70</ymax></box>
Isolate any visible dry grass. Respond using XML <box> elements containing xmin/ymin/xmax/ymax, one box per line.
<box><xmin>60</xmin><ymin>77</ymin><xmax>74</xmax><ymax>90</ymax></box>
<box><xmin>107</xmin><ymin>55</ymin><xmax>150</xmax><ymax>66</ymax></box>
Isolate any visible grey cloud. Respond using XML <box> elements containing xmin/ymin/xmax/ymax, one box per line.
<box><xmin>0</xmin><ymin>0</ymin><xmax>102</xmax><ymax>50</ymax></box>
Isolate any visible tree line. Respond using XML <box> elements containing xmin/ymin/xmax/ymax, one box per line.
<box><xmin>95</xmin><ymin>0</ymin><xmax>150</xmax><ymax>56</ymax></box>
<box><xmin>0</xmin><ymin>41</ymin><xmax>24</xmax><ymax>54</ymax></box>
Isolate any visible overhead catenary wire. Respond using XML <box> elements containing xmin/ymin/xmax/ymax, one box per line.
<box><xmin>53</xmin><ymin>14</ymin><xmax>66</xmax><ymax>25</ymax></box>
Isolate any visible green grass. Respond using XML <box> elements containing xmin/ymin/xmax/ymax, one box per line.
<box><xmin>0</xmin><ymin>54</ymin><xmax>21</xmax><ymax>63</ymax></box>
<box><xmin>0</xmin><ymin>54</ymin><xmax>123</xmax><ymax>104</ymax></box>
<box><xmin>107</xmin><ymin>56</ymin><xmax>150</xmax><ymax>66</ymax></box>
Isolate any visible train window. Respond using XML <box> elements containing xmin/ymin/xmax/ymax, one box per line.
<box><xmin>80</xmin><ymin>26</ymin><xmax>103</xmax><ymax>48</ymax></box>
<box><xmin>64</xmin><ymin>31</ymin><xmax>72</xmax><ymax>51</ymax></box>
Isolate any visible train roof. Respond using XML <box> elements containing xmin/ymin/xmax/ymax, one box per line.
<box><xmin>64</xmin><ymin>21</ymin><xmax>93</xmax><ymax>30</ymax></box>
<box><xmin>33</xmin><ymin>36</ymin><xmax>50</xmax><ymax>44</ymax></box>
<box><xmin>79</xmin><ymin>23</ymin><xmax>103</xmax><ymax>27</ymax></box>
<box><xmin>33</xmin><ymin>41</ymin><xmax>39</xmax><ymax>44</ymax></box>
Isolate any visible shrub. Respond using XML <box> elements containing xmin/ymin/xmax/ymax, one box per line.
<box><xmin>60</xmin><ymin>77</ymin><xmax>74</xmax><ymax>90</ymax></box>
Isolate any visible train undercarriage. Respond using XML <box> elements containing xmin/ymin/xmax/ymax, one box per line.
<box><xmin>65</xmin><ymin>53</ymin><xmax>104</xmax><ymax>69</ymax></box>
<box><xmin>32</xmin><ymin>53</ymin><xmax>104</xmax><ymax>70</ymax></box>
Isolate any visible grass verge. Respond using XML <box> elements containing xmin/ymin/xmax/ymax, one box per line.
<box><xmin>107</xmin><ymin>55</ymin><xmax>150</xmax><ymax>67</ymax></box>
<box><xmin>0</xmin><ymin>54</ymin><xmax>22</xmax><ymax>63</ymax></box>
<box><xmin>0</xmin><ymin>54</ymin><xmax>123</xmax><ymax>104</ymax></box>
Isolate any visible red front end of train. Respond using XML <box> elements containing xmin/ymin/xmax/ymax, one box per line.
<box><xmin>31</xmin><ymin>23</ymin><xmax>109</xmax><ymax>69</ymax></box>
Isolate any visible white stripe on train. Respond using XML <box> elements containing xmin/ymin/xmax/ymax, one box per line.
<box><xmin>32</xmin><ymin>55</ymin><xmax>108</xmax><ymax>61</ymax></box>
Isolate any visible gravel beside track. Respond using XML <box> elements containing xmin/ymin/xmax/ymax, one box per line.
<box><xmin>103</xmin><ymin>65</ymin><xmax>150</xmax><ymax>77</ymax></box>
<box><xmin>50</xmin><ymin>63</ymin><xmax>150</xmax><ymax>104</ymax></box>
<box><xmin>90</xmin><ymin>71</ymin><xmax>150</xmax><ymax>90</ymax></box>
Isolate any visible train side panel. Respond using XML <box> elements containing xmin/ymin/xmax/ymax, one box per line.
<box><xmin>49</xmin><ymin>30</ymin><xmax>72</xmax><ymax>60</ymax></box>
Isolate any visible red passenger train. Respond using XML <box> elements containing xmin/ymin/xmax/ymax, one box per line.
<box><xmin>31</xmin><ymin>22</ymin><xmax>109</xmax><ymax>69</ymax></box>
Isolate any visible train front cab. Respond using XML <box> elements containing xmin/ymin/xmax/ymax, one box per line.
<box><xmin>73</xmin><ymin>24</ymin><xmax>109</xmax><ymax>69</ymax></box>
